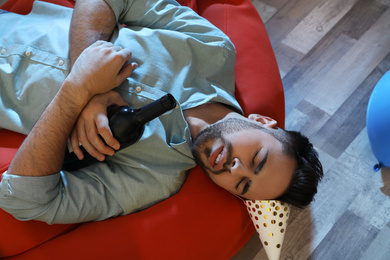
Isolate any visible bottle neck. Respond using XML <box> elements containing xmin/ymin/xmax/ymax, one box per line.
<box><xmin>135</xmin><ymin>93</ymin><xmax>177</xmax><ymax>124</ymax></box>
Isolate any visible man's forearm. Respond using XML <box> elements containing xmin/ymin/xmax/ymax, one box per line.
<box><xmin>7</xmin><ymin>41</ymin><xmax>135</xmax><ymax>177</ymax></box>
<box><xmin>69</xmin><ymin>0</ymin><xmax>116</xmax><ymax>66</ymax></box>
<box><xmin>7</xmin><ymin>80</ymin><xmax>92</xmax><ymax>176</ymax></box>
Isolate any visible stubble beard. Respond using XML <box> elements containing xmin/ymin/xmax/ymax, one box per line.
<box><xmin>191</xmin><ymin>118</ymin><xmax>257</xmax><ymax>174</ymax></box>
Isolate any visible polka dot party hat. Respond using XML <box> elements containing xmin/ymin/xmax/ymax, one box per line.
<box><xmin>244</xmin><ymin>200</ymin><xmax>290</xmax><ymax>260</ymax></box>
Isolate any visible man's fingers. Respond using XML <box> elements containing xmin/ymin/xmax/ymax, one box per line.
<box><xmin>92</xmin><ymin>40</ymin><xmax>113</xmax><ymax>47</ymax></box>
<box><xmin>77</xmin><ymin>121</ymin><xmax>105</xmax><ymax>161</ymax></box>
<box><xmin>84</xmin><ymin>118</ymin><xmax>113</xmax><ymax>160</ymax></box>
<box><xmin>117</xmin><ymin>62</ymin><xmax>138</xmax><ymax>85</ymax></box>
<box><xmin>94</xmin><ymin>114</ymin><xmax>119</xmax><ymax>152</ymax></box>
<box><xmin>70</xmin><ymin>129</ymin><xmax>84</xmax><ymax>160</ymax></box>
<box><xmin>98</xmin><ymin>126</ymin><xmax>120</xmax><ymax>152</ymax></box>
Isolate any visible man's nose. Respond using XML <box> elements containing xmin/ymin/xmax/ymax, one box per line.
<box><xmin>229</xmin><ymin>158</ymin><xmax>250</xmax><ymax>177</ymax></box>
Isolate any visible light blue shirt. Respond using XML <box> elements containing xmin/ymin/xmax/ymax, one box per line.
<box><xmin>0</xmin><ymin>0</ymin><xmax>241</xmax><ymax>224</ymax></box>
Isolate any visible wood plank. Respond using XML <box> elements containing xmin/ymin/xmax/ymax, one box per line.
<box><xmin>304</xmin><ymin>8</ymin><xmax>390</xmax><ymax>115</ymax></box>
<box><xmin>380</xmin><ymin>0</ymin><xmax>390</xmax><ymax>6</ymax></box>
<box><xmin>330</xmin><ymin>127</ymin><xmax>378</xmax><ymax>181</ymax></box>
<box><xmin>230</xmin><ymin>233</ymin><xmax>261</xmax><ymax>260</ymax></box>
<box><xmin>282</xmin><ymin>0</ymin><xmax>388</xmax><ymax>112</ymax></box>
<box><xmin>250</xmin><ymin>0</ymin><xmax>278</xmax><ymax>23</ymax></box>
<box><xmin>359</xmin><ymin>225</ymin><xmax>390</xmax><ymax>260</ymax></box>
<box><xmin>342</xmin><ymin>0</ymin><xmax>390</xmax><ymax>40</ymax></box>
<box><xmin>310</xmin><ymin>210</ymin><xmax>379</xmax><ymax>259</ymax></box>
<box><xmin>310</xmin><ymin>52</ymin><xmax>390</xmax><ymax>158</ymax></box>
<box><xmin>273</xmin><ymin>42</ymin><xmax>305</xmax><ymax>78</ymax></box>
<box><xmin>282</xmin><ymin>0</ymin><xmax>359</xmax><ymax>54</ymax></box>
<box><xmin>264</xmin><ymin>0</ymin><xmax>322</xmax><ymax>47</ymax></box>
<box><xmin>257</xmin><ymin>0</ymin><xmax>289</xmax><ymax>10</ymax></box>
<box><xmin>285</xmin><ymin>99</ymin><xmax>330</xmax><ymax>138</ymax></box>
<box><xmin>283</xmin><ymin>33</ymin><xmax>356</xmax><ymax>112</ymax></box>
<box><xmin>344</xmin><ymin>139</ymin><xmax>390</xmax><ymax>230</ymax></box>
<box><xmin>348</xmin><ymin>178</ymin><xmax>390</xmax><ymax>230</ymax></box>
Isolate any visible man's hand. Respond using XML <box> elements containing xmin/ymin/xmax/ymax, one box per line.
<box><xmin>7</xmin><ymin>42</ymin><xmax>136</xmax><ymax>177</ymax></box>
<box><xmin>70</xmin><ymin>91</ymin><xmax>129</xmax><ymax>161</ymax></box>
<box><xmin>68</xmin><ymin>41</ymin><xmax>137</xmax><ymax>97</ymax></box>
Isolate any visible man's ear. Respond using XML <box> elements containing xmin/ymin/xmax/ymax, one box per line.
<box><xmin>248</xmin><ymin>114</ymin><xmax>278</xmax><ymax>128</ymax></box>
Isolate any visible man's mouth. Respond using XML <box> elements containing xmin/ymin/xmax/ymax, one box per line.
<box><xmin>215</xmin><ymin>152</ymin><xmax>222</xmax><ymax>165</ymax></box>
<box><xmin>208</xmin><ymin>146</ymin><xmax>225</xmax><ymax>170</ymax></box>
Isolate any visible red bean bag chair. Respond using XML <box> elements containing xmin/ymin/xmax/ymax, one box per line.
<box><xmin>0</xmin><ymin>0</ymin><xmax>284</xmax><ymax>258</ymax></box>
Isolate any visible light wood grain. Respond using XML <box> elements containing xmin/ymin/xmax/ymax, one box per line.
<box><xmin>251</xmin><ymin>1</ymin><xmax>277</xmax><ymax>23</ymax></box>
<box><xmin>283</xmin><ymin>32</ymin><xmax>356</xmax><ymax>112</ymax></box>
<box><xmin>360</xmin><ymin>221</ymin><xmax>390</xmax><ymax>260</ymax></box>
<box><xmin>305</xmin><ymin>8</ymin><xmax>390</xmax><ymax>115</ymax></box>
<box><xmin>282</xmin><ymin>0</ymin><xmax>359</xmax><ymax>54</ymax></box>
<box><xmin>310</xmin><ymin>210</ymin><xmax>379</xmax><ymax>259</ymax></box>
<box><xmin>262</xmin><ymin>0</ymin><xmax>321</xmax><ymax>47</ymax></box>
<box><xmin>282</xmin><ymin>0</ymin><xmax>388</xmax><ymax>113</ymax></box>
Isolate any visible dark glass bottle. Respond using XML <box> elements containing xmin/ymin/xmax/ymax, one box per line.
<box><xmin>62</xmin><ymin>93</ymin><xmax>176</xmax><ymax>171</ymax></box>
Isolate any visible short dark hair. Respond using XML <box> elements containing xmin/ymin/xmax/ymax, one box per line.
<box><xmin>266</xmin><ymin>129</ymin><xmax>324</xmax><ymax>208</ymax></box>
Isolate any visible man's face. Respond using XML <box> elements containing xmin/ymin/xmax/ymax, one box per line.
<box><xmin>191</xmin><ymin>118</ymin><xmax>296</xmax><ymax>200</ymax></box>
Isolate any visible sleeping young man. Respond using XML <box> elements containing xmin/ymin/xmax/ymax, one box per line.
<box><xmin>0</xmin><ymin>0</ymin><xmax>323</xmax><ymax>224</ymax></box>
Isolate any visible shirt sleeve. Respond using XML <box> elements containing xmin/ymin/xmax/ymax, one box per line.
<box><xmin>0</xmin><ymin>119</ymin><xmax>189</xmax><ymax>225</ymax></box>
<box><xmin>0</xmin><ymin>170</ymin><xmax>124</xmax><ymax>224</ymax></box>
<box><xmin>105</xmin><ymin>0</ymin><xmax>240</xmax><ymax>112</ymax></box>
<box><xmin>104</xmin><ymin>0</ymin><xmax>235</xmax><ymax>51</ymax></box>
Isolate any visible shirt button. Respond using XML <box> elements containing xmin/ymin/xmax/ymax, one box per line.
<box><xmin>25</xmin><ymin>51</ymin><xmax>31</xmax><ymax>57</ymax></box>
<box><xmin>58</xmin><ymin>60</ymin><xmax>64</xmax><ymax>66</ymax></box>
<box><xmin>135</xmin><ymin>86</ymin><xmax>142</xmax><ymax>93</ymax></box>
<box><xmin>1</xmin><ymin>49</ymin><xmax>6</xmax><ymax>55</ymax></box>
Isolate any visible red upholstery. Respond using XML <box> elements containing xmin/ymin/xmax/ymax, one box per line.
<box><xmin>0</xmin><ymin>0</ymin><xmax>284</xmax><ymax>259</ymax></box>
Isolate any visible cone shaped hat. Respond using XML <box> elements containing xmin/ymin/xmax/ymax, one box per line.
<box><xmin>244</xmin><ymin>200</ymin><xmax>290</xmax><ymax>260</ymax></box>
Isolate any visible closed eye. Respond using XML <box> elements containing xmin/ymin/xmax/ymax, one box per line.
<box><xmin>255</xmin><ymin>150</ymin><xmax>268</xmax><ymax>174</ymax></box>
<box><xmin>236</xmin><ymin>178</ymin><xmax>245</xmax><ymax>190</ymax></box>
<box><xmin>252</xmin><ymin>150</ymin><xmax>260</xmax><ymax>167</ymax></box>
<box><xmin>238</xmin><ymin>150</ymin><xmax>267</xmax><ymax>196</ymax></box>
<box><xmin>236</xmin><ymin>178</ymin><xmax>251</xmax><ymax>195</ymax></box>
<box><xmin>242</xmin><ymin>180</ymin><xmax>251</xmax><ymax>195</ymax></box>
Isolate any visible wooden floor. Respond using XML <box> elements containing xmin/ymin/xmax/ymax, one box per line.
<box><xmin>233</xmin><ymin>0</ymin><xmax>390</xmax><ymax>259</ymax></box>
